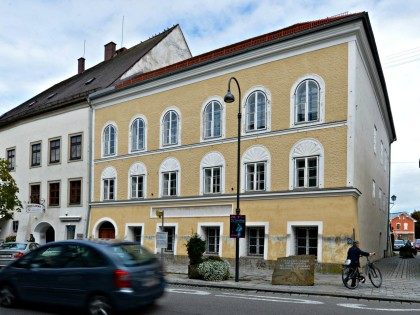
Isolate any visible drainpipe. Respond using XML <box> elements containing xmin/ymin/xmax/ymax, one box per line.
<box><xmin>85</xmin><ymin>97</ymin><xmax>93</xmax><ymax>239</ymax></box>
<box><xmin>386</xmin><ymin>144</ymin><xmax>392</xmax><ymax>257</ymax></box>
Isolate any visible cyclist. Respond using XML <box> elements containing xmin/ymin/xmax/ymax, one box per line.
<box><xmin>346</xmin><ymin>240</ymin><xmax>375</xmax><ymax>287</ymax></box>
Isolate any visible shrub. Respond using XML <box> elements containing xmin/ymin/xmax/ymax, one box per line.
<box><xmin>186</xmin><ymin>233</ymin><xmax>206</xmax><ymax>265</ymax></box>
<box><xmin>197</xmin><ymin>259</ymin><xmax>230</xmax><ymax>281</ymax></box>
<box><xmin>203</xmin><ymin>255</ymin><xmax>224</xmax><ymax>262</ymax></box>
<box><xmin>5</xmin><ymin>235</ymin><xmax>16</xmax><ymax>242</ymax></box>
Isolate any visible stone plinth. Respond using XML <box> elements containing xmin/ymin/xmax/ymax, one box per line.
<box><xmin>272</xmin><ymin>255</ymin><xmax>315</xmax><ymax>286</ymax></box>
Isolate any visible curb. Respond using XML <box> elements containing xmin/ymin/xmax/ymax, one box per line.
<box><xmin>166</xmin><ymin>277</ymin><xmax>420</xmax><ymax>304</ymax></box>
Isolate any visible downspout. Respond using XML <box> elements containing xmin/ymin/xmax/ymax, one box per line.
<box><xmin>386</xmin><ymin>144</ymin><xmax>392</xmax><ymax>257</ymax></box>
<box><xmin>85</xmin><ymin>97</ymin><xmax>93</xmax><ymax>238</ymax></box>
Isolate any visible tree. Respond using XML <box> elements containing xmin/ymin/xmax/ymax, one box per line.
<box><xmin>0</xmin><ymin>159</ymin><xmax>21</xmax><ymax>220</ymax></box>
<box><xmin>411</xmin><ymin>211</ymin><xmax>420</xmax><ymax>239</ymax></box>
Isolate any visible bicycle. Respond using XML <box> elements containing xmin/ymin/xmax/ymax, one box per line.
<box><xmin>342</xmin><ymin>255</ymin><xmax>382</xmax><ymax>289</ymax></box>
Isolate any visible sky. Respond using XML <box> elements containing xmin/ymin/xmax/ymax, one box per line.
<box><xmin>0</xmin><ymin>0</ymin><xmax>419</xmax><ymax>213</ymax></box>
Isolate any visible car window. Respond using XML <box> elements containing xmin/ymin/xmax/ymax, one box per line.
<box><xmin>107</xmin><ymin>244</ymin><xmax>155</xmax><ymax>267</ymax></box>
<box><xmin>0</xmin><ymin>243</ymin><xmax>27</xmax><ymax>250</ymax></box>
<box><xmin>29</xmin><ymin>243</ymin><xmax>39</xmax><ymax>251</ymax></box>
<box><xmin>62</xmin><ymin>245</ymin><xmax>109</xmax><ymax>268</ymax></box>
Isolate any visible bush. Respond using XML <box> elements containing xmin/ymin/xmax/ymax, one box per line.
<box><xmin>186</xmin><ymin>233</ymin><xmax>206</xmax><ymax>265</ymax></box>
<box><xmin>5</xmin><ymin>235</ymin><xmax>16</xmax><ymax>242</ymax></box>
<box><xmin>197</xmin><ymin>259</ymin><xmax>230</xmax><ymax>281</ymax></box>
<box><xmin>202</xmin><ymin>255</ymin><xmax>224</xmax><ymax>262</ymax></box>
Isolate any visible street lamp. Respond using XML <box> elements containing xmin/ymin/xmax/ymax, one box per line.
<box><xmin>224</xmin><ymin>77</ymin><xmax>241</xmax><ymax>282</ymax></box>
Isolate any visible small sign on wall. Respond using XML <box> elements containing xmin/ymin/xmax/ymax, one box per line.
<box><xmin>156</xmin><ymin>232</ymin><xmax>168</xmax><ymax>249</ymax></box>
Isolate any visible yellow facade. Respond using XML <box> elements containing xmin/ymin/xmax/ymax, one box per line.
<box><xmin>90</xmin><ymin>43</ymin><xmax>357</xmax><ymax>264</ymax></box>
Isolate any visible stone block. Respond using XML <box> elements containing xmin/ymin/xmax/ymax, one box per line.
<box><xmin>272</xmin><ymin>255</ymin><xmax>315</xmax><ymax>286</ymax></box>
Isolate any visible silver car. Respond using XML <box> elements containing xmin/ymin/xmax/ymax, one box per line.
<box><xmin>0</xmin><ymin>242</ymin><xmax>39</xmax><ymax>267</ymax></box>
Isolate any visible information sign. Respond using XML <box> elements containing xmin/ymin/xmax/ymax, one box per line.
<box><xmin>156</xmin><ymin>231</ymin><xmax>168</xmax><ymax>249</ymax></box>
<box><xmin>230</xmin><ymin>215</ymin><xmax>246</xmax><ymax>238</ymax></box>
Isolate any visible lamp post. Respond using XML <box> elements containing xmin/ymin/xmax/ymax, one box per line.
<box><xmin>387</xmin><ymin>195</ymin><xmax>397</xmax><ymax>256</ymax></box>
<box><xmin>224</xmin><ymin>77</ymin><xmax>241</xmax><ymax>282</ymax></box>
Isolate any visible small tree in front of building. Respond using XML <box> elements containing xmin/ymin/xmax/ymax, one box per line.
<box><xmin>186</xmin><ymin>233</ymin><xmax>206</xmax><ymax>279</ymax></box>
<box><xmin>0</xmin><ymin>159</ymin><xmax>22</xmax><ymax>220</ymax></box>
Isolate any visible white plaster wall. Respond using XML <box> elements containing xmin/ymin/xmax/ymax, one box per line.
<box><xmin>0</xmin><ymin>106</ymin><xmax>90</xmax><ymax>243</ymax></box>
<box><xmin>351</xmin><ymin>42</ymin><xmax>391</xmax><ymax>256</ymax></box>
<box><xmin>121</xmin><ymin>26</ymin><xmax>191</xmax><ymax>80</ymax></box>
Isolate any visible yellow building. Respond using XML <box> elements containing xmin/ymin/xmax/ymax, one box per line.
<box><xmin>88</xmin><ymin>13</ymin><xmax>396</xmax><ymax>267</ymax></box>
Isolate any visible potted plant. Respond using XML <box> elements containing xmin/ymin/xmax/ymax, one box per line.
<box><xmin>186</xmin><ymin>233</ymin><xmax>205</xmax><ymax>279</ymax></box>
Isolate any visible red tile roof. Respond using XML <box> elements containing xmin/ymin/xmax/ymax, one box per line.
<box><xmin>116</xmin><ymin>12</ymin><xmax>363</xmax><ymax>89</ymax></box>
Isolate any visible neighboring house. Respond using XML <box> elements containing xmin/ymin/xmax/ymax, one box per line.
<box><xmin>0</xmin><ymin>25</ymin><xmax>191</xmax><ymax>244</ymax></box>
<box><xmin>390</xmin><ymin>212</ymin><xmax>416</xmax><ymax>242</ymax></box>
<box><xmin>88</xmin><ymin>12</ymin><xmax>395</xmax><ymax>266</ymax></box>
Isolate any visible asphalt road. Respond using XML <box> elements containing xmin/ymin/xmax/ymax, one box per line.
<box><xmin>2</xmin><ymin>285</ymin><xmax>420</xmax><ymax>314</ymax></box>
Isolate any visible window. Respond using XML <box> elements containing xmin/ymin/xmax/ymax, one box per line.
<box><xmin>12</xmin><ymin>220</ymin><xmax>19</xmax><ymax>233</ymax></box>
<box><xmin>203</xmin><ymin>167</ymin><xmax>221</xmax><ymax>194</ymax></box>
<box><xmin>49</xmin><ymin>182</ymin><xmax>60</xmax><ymax>206</ymax></box>
<box><xmin>295</xmin><ymin>226</ymin><xmax>318</xmax><ymax>256</ymax></box>
<box><xmin>404</xmin><ymin>223</ymin><xmax>408</xmax><ymax>231</ymax></box>
<box><xmin>372</xmin><ymin>180</ymin><xmax>376</xmax><ymax>200</ymax></box>
<box><xmin>373</xmin><ymin>125</ymin><xmax>377</xmax><ymax>154</ymax></box>
<box><xmin>131</xmin><ymin>175</ymin><xmax>144</xmax><ymax>198</ymax></box>
<box><xmin>103</xmin><ymin>124</ymin><xmax>116</xmax><ymax>156</ymax></box>
<box><xmin>164</xmin><ymin>226</ymin><xmax>175</xmax><ymax>253</ymax></box>
<box><xmin>130</xmin><ymin>118</ymin><xmax>145</xmax><ymax>152</ymax></box>
<box><xmin>162</xmin><ymin>172</ymin><xmax>177</xmax><ymax>196</ymax></box>
<box><xmin>294</xmin><ymin>157</ymin><xmax>318</xmax><ymax>188</ymax></box>
<box><xmin>162</xmin><ymin>110</ymin><xmax>179</xmax><ymax>146</ymax></box>
<box><xmin>205</xmin><ymin>227</ymin><xmax>220</xmax><ymax>254</ymax></box>
<box><xmin>31</xmin><ymin>142</ymin><xmax>41</xmax><ymax>167</ymax></box>
<box><xmin>203</xmin><ymin>101</ymin><xmax>222</xmax><ymax>139</ymax></box>
<box><xmin>103</xmin><ymin>178</ymin><xmax>115</xmax><ymax>200</ymax></box>
<box><xmin>30</xmin><ymin>184</ymin><xmax>41</xmax><ymax>204</ymax></box>
<box><xmin>66</xmin><ymin>225</ymin><xmax>76</xmax><ymax>240</ymax></box>
<box><xmin>69</xmin><ymin>134</ymin><xmax>82</xmax><ymax>161</ymax></box>
<box><xmin>245</xmin><ymin>162</ymin><xmax>266</xmax><ymax>191</ymax></box>
<box><xmin>6</xmin><ymin>148</ymin><xmax>15</xmax><ymax>171</ymax></box>
<box><xmin>294</xmin><ymin>80</ymin><xmax>320</xmax><ymax>124</ymax></box>
<box><xmin>380</xmin><ymin>141</ymin><xmax>384</xmax><ymax>165</ymax></box>
<box><xmin>69</xmin><ymin>179</ymin><xmax>82</xmax><ymax>205</ymax></box>
<box><xmin>49</xmin><ymin>138</ymin><xmax>60</xmax><ymax>164</ymax></box>
<box><xmin>132</xmin><ymin>227</ymin><xmax>142</xmax><ymax>243</ymax></box>
<box><xmin>379</xmin><ymin>188</ymin><xmax>382</xmax><ymax>210</ymax></box>
<box><xmin>247</xmin><ymin>227</ymin><xmax>264</xmax><ymax>256</ymax></box>
<box><xmin>246</xmin><ymin>91</ymin><xmax>267</xmax><ymax>132</ymax></box>
<box><xmin>396</xmin><ymin>223</ymin><xmax>401</xmax><ymax>230</ymax></box>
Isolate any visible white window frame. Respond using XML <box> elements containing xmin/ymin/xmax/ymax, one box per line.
<box><xmin>241</xmin><ymin>145</ymin><xmax>271</xmax><ymax>192</ymax></box>
<box><xmin>102</xmin><ymin>122</ymin><xmax>117</xmax><ymax>157</ymax></box>
<box><xmin>404</xmin><ymin>223</ymin><xmax>408</xmax><ymax>230</ymax></box>
<box><xmin>203</xmin><ymin>166</ymin><xmax>222</xmax><ymax>194</ymax></box>
<box><xmin>128</xmin><ymin>163</ymin><xmax>147</xmax><ymax>199</ymax></box>
<box><xmin>159</xmin><ymin>158</ymin><xmax>181</xmax><ymax>197</ymax></box>
<box><xmin>239</xmin><ymin>222</ymin><xmax>269</xmax><ymax>260</ymax></box>
<box><xmin>380</xmin><ymin>140</ymin><xmax>384</xmax><ymax>165</ymax></box>
<box><xmin>200</xmin><ymin>152</ymin><xmax>225</xmax><ymax>195</ymax></box>
<box><xmin>286</xmin><ymin>221</ymin><xmax>323</xmax><ymax>262</ymax></box>
<box><xmin>245</xmin><ymin>161</ymin><xmax>267</xmax><ymax>191</ymax></box>
<box><xmin>124</xmin><ymin>223</ymin><xmax>144</xmax><ymax>244</ymax></box>
<box><xmin>129</xmin><ymin>115</ymin><xmax>147</xmax><ymax>152</ymax></box>
<box><xmin>198</xmin><ymin>222</ymin><xmax>223</xmax><ymax>256</ymax></box>
<box><xmin>101</xmin><ymin>167</ymin><xmax>117</xmax><ymax>201</ymax></box>
<box><xmin>289</xmin><ymin>139</ymin><xmax>324</xmax><ymax>190</ymax></box>
<box><xmin>160</xmin><ymin>107</ymin><xmax>181</xmax><ymax>148</ymax></box>
<box><xmin>201</xmin><ymin>96</ymin><xmax>225</xmax><ymax>141</ymax></box>
<box><xmin>379</xmin><ymin>188</ymin><xmax>382</xmax><ymax>210</ymax></box>
<box><xmin>162</xmin><ymin>171</ymin><xmax>178</xmax><ymax>197</ymax></box>
<box><xmin>373</xmin><ymin>125</ymin><xmax>377</xmax><ymax>155</ymax></box>
<box><xmin>294</xmin><ymin>156</ymin><xmax>319</xmax><ymax>188</ymax></box>
<box><xmin>372</xmin><ymin>180</ymin><xmax>376</xmax><ymax>203</ymax></box>
<box><xmin>242</xmin><ymin>86</ymin><xmax>271</xmax><ymax>135</ymax></box>
<box><xmin>290</xmin><ymin>74</ymin><xmax>325</xmax><ymax>128</ymax></box>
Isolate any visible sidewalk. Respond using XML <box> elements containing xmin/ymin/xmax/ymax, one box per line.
<box><xmin>164</xmin><ymin>255</ymin><xmax>420</xmax><ymax>303</ymax></box>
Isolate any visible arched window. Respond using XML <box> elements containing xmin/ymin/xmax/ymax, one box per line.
<box><xmin>203</xmin><ymin>101</ymin><xmax>222</xmax><ymax>139</ymax></box>
<box><xmin>162</xmin><ymin>110</ymin><xmax>179</xmax><ymax>146</ymax></box>
<box><xmin>294</xmin><ymin>80</ymin><xmax>320</xmax><ymax>123</ymax></box>
<box><xmin>159</xmin><ymin>158</ymin><xmax>180</xmax><ymax>197</ymax></box>
<box><xmin>242</xmin><ymin>146</ymin><xmax>271</xmax><ymax>192</ymax></box>
<box><xmin>101</xmin><ymin>167</ymin><xmax>117</xmax><ymax>200</ymax></box>
<box><xmin>129</xmin><ymin>163</ymin><xmax>147</xmax><ymax>199</ymax></box>
<box><xmin>130</xmin><ymin>118</ymin><xmax>145</xmax><ymax>152</ymax></box>
<box><xmin>245</xmin><ymin>91</ymin><xmax>267</xmax><ymax>132</ymax></box>
<box><xmin>289</xmin><ymin>139</ymin><xmax>324</xmax><ymax>190</ymax></box>
<box><xmin>103</xmin><ymin>124</ymin><xmax>116</xmax><ymax>156</ymax></box>
<box><xmin>200</xmin><ymin>152</ymin><xmax>225</xmax><ymax>195</ymax></box>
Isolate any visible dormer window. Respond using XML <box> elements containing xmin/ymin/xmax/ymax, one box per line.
<box><xmin>85</xmin><ymin>77</ymin><xmax>96</xmax><ymax>85</ymax></box>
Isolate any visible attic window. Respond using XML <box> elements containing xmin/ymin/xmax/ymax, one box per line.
<box><xmin>28</xmin><ymin>101</ymin><xmax>37</xmax><ymax>107</ymax></box>
<box><xmin>85</xmin><ymin>77</ymin><xmax>95</xmax><ymax>85</ymax></box>
<box><xmin>47</xmin><ymin>93</ymin><xmax>56</xmax><ymax>99</ymax></box>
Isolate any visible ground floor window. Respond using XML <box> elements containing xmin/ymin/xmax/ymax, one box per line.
<box><xmin>204</xmin><ymin>227</ymin><xmax>220</xmax><ymax>254</ymax></box>
<box><xmin>295</xmin><ymin>226</ymin><xmax>318</xmax><ymax>256</ymax></box>
<box><xmin>164</xmin><ymin>226</ymin><xmax>175</xmax><ymax>253</ymax></box>
<box><xmin>247</xmin><ymin>227</ymin><xmax>264</xmax><ymax>256</ymax></box>
<box><xmin>66</xmin><ymin>225</ymin><xmax>76</xmax><ymax>240</ymax></box>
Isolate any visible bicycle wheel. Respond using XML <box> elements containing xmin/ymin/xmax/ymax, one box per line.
<box><xmin>368</xmin><ymin>265</ymin><xmax>382</xmax><ymax>288</ymax></box>
<box><xmin>343</xmin><ymin>268</ymin><xmax>359</xmax><ymax>289</ymax></box>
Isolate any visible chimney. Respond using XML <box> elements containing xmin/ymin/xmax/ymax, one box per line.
<box><xmin>104</xmin><ymin>42</ymin><xmax>116</xmax><ymax>61</ymax></box>
<box><xmin>78</xmin><ymin>57</ymin><xmax>85</xmax><ymax>74</ymax></box>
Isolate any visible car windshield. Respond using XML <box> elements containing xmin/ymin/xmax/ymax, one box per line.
<box><xmin>395</xmin><ymin>240</ymin><xmax>404</xmax><ymax>244</ymax></box>
<box><xmin>0</xmin><ymin>243</ymin><xmax>27</xmax><ymax>250</ymax></box>
<box><xmin>107</xmin><ymin>244</ymin><xmax>155</xmax><ymax>267</ymax></box>
<box><xmin>416</xmin><ymin>240</ymin><xmax>420</xmax><ymax>244</ymax></box>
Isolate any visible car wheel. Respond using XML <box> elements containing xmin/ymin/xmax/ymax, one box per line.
<box><xmin>87</xmin><ymin>295</ymin><xmax>113</xmax><ymax>315</ymax></box>
<box><xmin>0</xmin><ymin>285</ymin><xmax>18</xmax><ymax>308</ymax></box>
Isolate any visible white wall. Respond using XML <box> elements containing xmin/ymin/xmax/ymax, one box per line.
<box><xmin>350</xmin><ymin>41</ymin><xmax>391</xmax><ymax>256</ymax></box>
<box><xmin>0</xmin><ymin>105</ymin><xmax>90</xmax><ymax>243</ymax></box>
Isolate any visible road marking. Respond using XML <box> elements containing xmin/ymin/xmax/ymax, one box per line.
<box><xmin>216</xmin><ymin>292</ymin><xmax>323</xmax><ymax>304</ymax></box>
<box><xmin>338</xmin><ymin>303</ymin><xmax>420</xmax><ymax>312</ymax></box>
<box><xmin>166</xmin><ymin>288</ymin><xmax>211</xmax><ymax>295</ymax></box>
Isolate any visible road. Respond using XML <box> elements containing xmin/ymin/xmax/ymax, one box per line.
<box><xmin>2</xmin><ymin>285</ymin><xmax>420</xmax><ymax>314</ymax></box>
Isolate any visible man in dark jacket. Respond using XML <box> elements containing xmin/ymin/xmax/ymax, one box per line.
<box><xmin>346</xmin><ymin>241</ymin><xmax>375</xmax><ymax>286</ymax></box>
